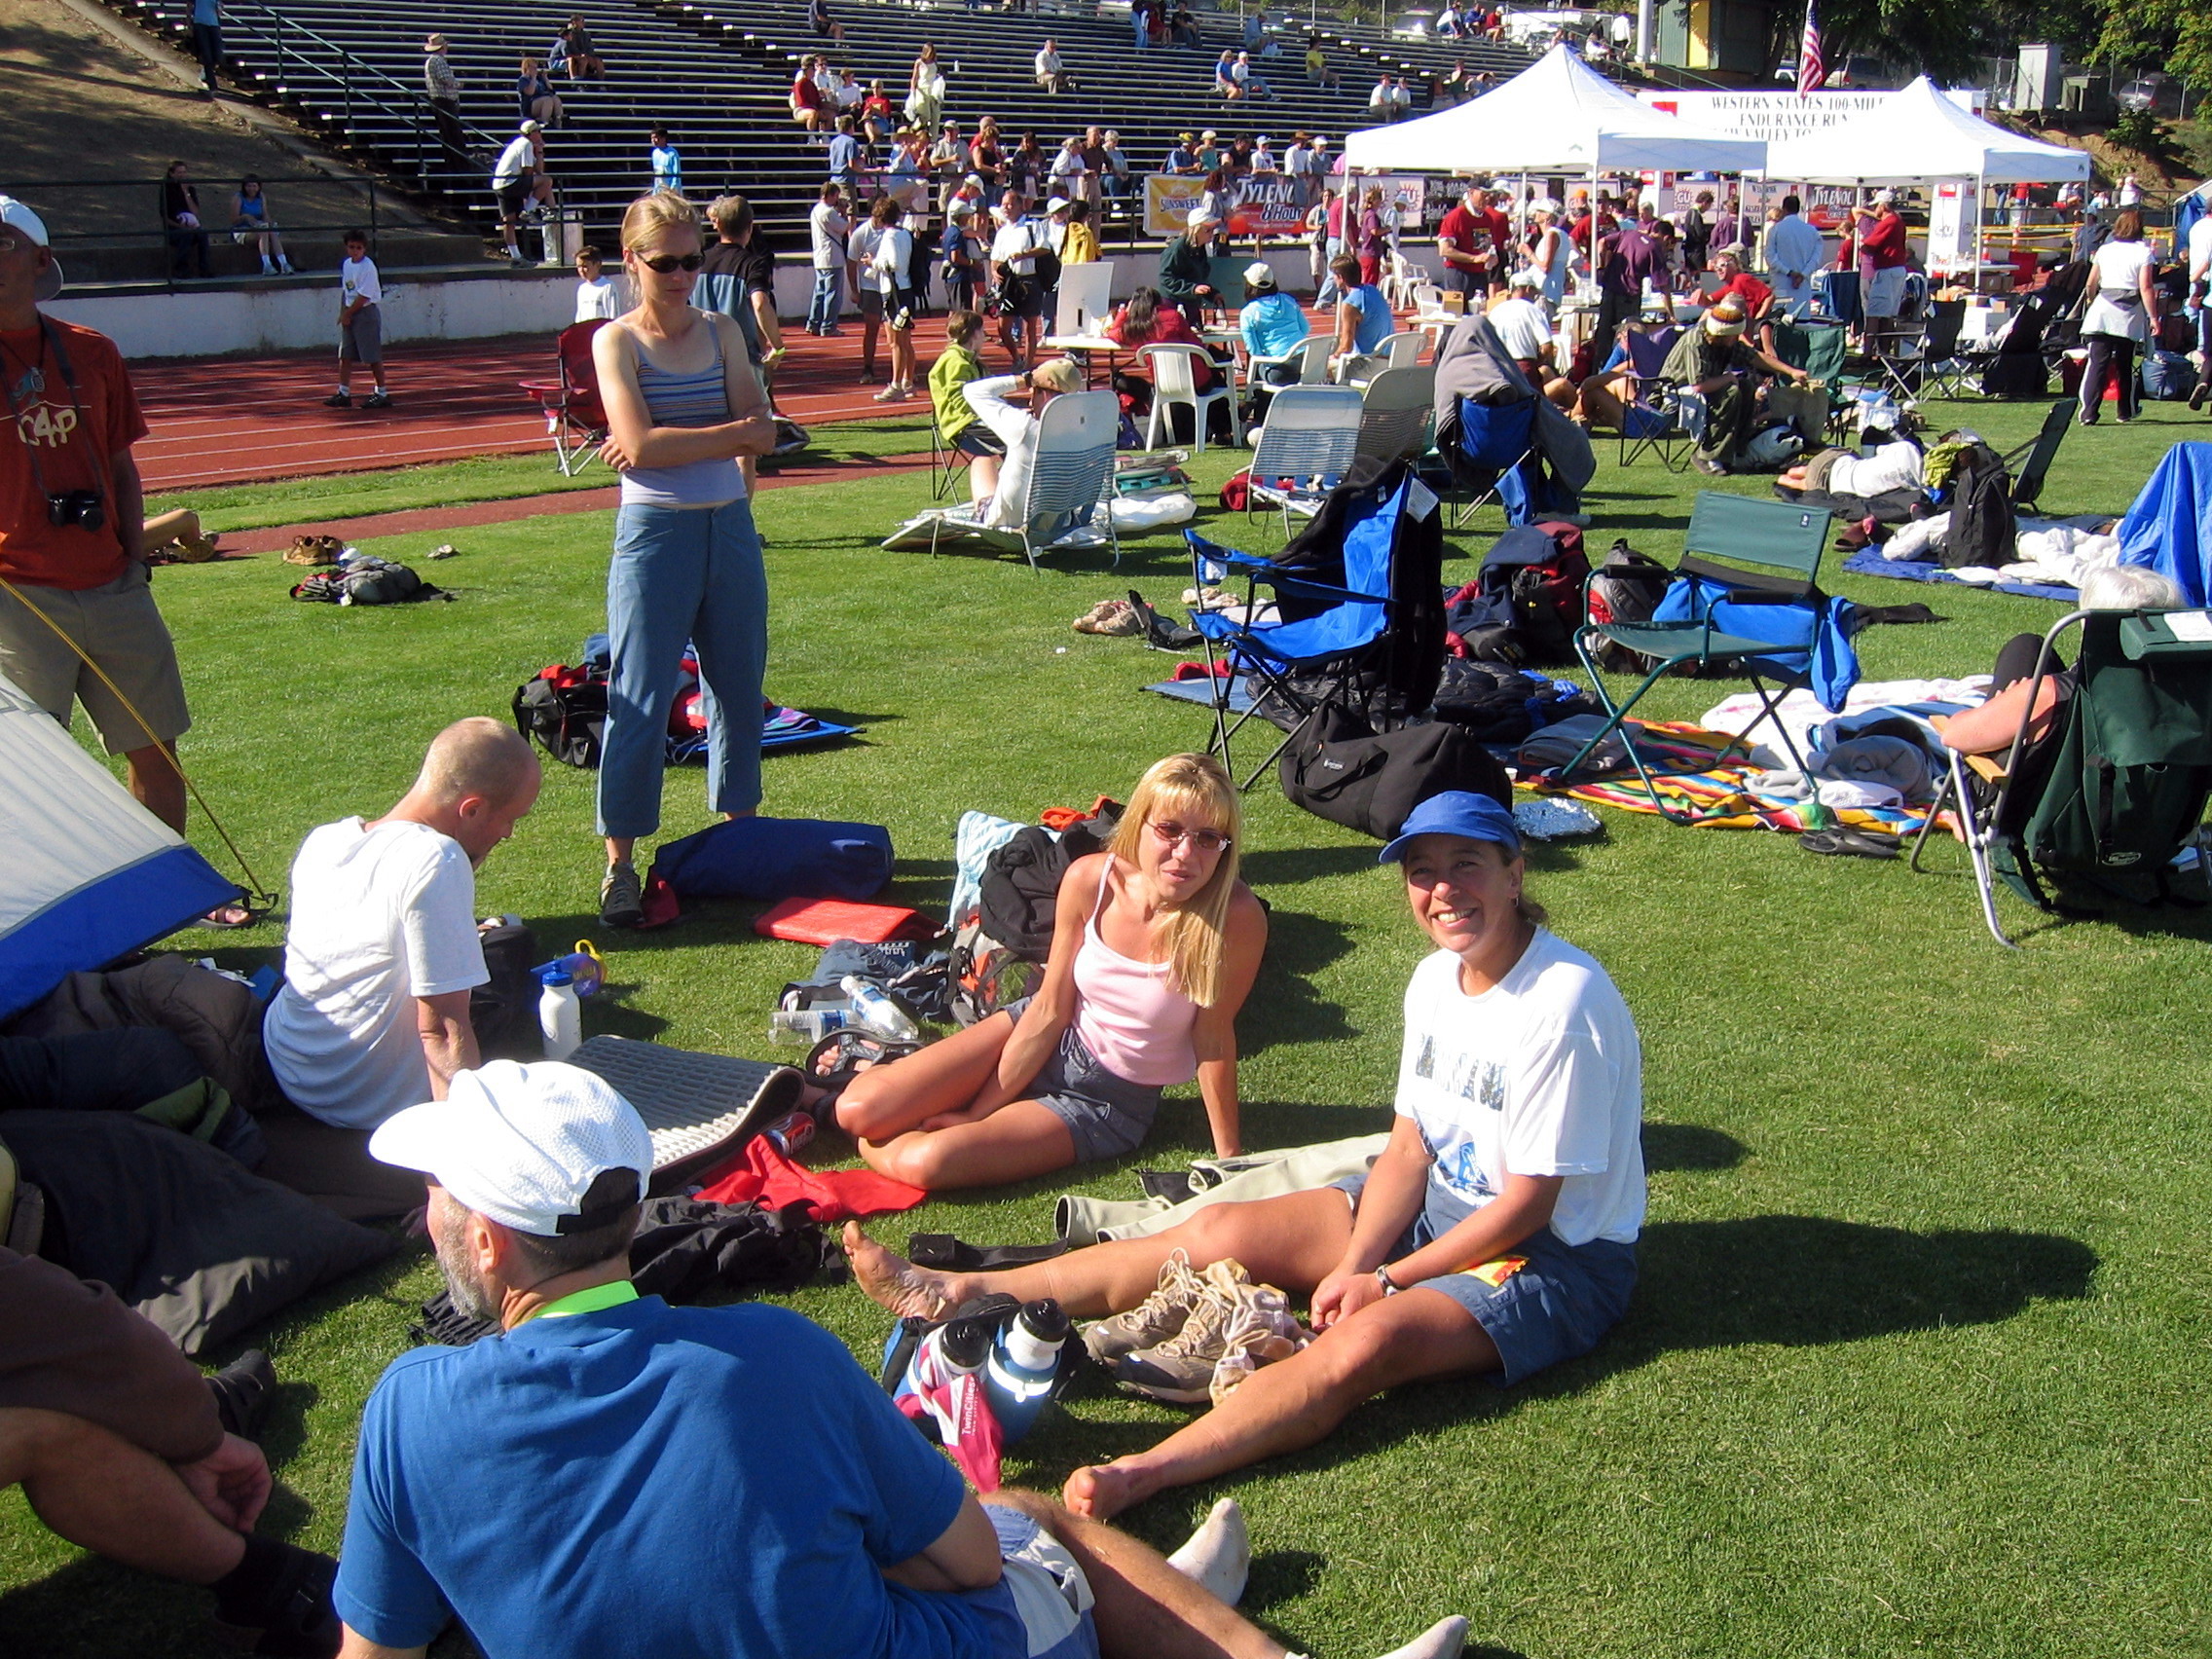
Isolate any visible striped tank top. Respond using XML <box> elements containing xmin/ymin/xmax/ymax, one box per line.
<box><xmin>620</xmin><ymin>317</ymin><xmax>744</xmax><ymax>508</ymax></box>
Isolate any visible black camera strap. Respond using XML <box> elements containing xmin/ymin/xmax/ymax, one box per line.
<box><xmin>1</xmin><ymin>316</ymin><xmax>112</xmax><ymax>512</ymax></box>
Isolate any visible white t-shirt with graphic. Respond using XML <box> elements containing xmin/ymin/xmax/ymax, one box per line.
<box><xmin>340</xmin><ymin>255</ymin><xmax>383</xmax><ymax>309</ymax></box>
<box><xmin>1394</xmin><ymin>929</ymin><xmax>1644</xmax><ymax>1248</ymax></box>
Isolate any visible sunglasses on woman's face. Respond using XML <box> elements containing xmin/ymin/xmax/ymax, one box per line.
<box><xmin>637</xmin><ymin>251</ymin><xmax>704</xmax><ymax>274</ymax></box>
<box><xmin>1149</xmin><ymin>820</ymin><xmax>1232</xmax><ymax>855</ymax></box>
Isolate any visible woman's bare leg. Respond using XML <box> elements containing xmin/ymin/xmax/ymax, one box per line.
<box><xmin>856</xmin><ymin>1099</ymin><xmax>1078</xmax><ymax>1190</ymax></box>
<box><xmin>843</xmin><ymin>1187</ymin><xmax>1354</xmax><ymax>1320</ymax></box>
<box><xmin>833</xmin><ymin>1011</ymin><xmax>1014</xmax><ymax>1141</ymax></box>
<box><xmin>1064</xmin><ymin>1288</ymin><xmax>1499</xmax><ymax>1520</ymax></box>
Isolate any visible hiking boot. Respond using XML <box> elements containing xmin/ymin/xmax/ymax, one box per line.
<box><xmin>599</xmin><ymin>861</ymin><xmax>645</xmax><ymax>930</ymax></box>
<box><xmin>1112</xmin><ymin>1265</ymin><xmax>1272</xmax><ymax>1405</ymax></box>
<box><xmin>206</xmin><ymin>1348</ymin><xmax>276</xmax><ymax>1441</ymax></box>
<box><xmin>1082</xmin><ymin>1249</ymin><xmax>1207</xmax><ymax>1365</ymax></box>
<box><xmin>211</xmin><ymin>1542</ymin><xmax>341</xmax><ymax>1659</ymax></box>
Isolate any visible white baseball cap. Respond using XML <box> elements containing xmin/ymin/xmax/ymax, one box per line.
<box><xmin>1242</xmin><ymin>260</ymin><xmax>1275</xmax><ymax>285</ymax></box>
<box><xmin>370</xmin><ymin>1059</ymin><xmax>654</xmax><ymax>1237</ymax></box>
<box><xmin>1046</xmin><ymin>195</ymin><xmax>1070</xmax><ymax>213</ymax></box>
<box><xmin>519</xmin><ymin>118</ymin><xmax>542</xmax><ymax>134</ymax></box>
<box><xmin>1507</xmin><ymin>268</ymin><xmax>1540</xmax><ymax>289</ymax></box>
<box><xmin>1187</xmin><ymin>206</ymin><xmax>1219</xmax><ymax>229</ymax></box>
<box><xmin>0</xmin><ymin>197</ymin><xmax>63</xmax><ymax>302</ymax></box>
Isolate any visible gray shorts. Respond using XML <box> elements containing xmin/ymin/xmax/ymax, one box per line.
<box><xmin>0</xmin><ymin>562</ymin><xmax>190</xmax><ymax>753</ymax></box>
<box><xmin>856</xmin><ymin>288</ymin><xmax>885</xmax><ymax>320</ymax></box>
<box><xmin>1006</xmin><ymin>999</ymin><xmax>1163</xmax><ymax>1163</ymax></box>
<box><xmin>340</xmin><ymin>305</ymin><xmax>383</xmax><ymax>365</ymax></box>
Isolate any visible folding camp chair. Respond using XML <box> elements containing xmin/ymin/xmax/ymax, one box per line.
<box><xmin>2001</xmin><ymin>399</ymin><xmax>2073</xmax><ymax>512</ymax></box>
<box><xmin>1859</xmin><ymin>313</ymin><xmax>1931</xmax><ymax>403</ymax></box>
<box><xmin>1245</xmin><ymin>385</ymin><xmax>1364</xmax><ymax>534</ymax></box>
<box><xmin>1910</xmin><ymin>607</ymin><xmax>2212</xmax><ymax>946</ymax></box>
<box><xmin>1562</xmin><ymin>493</ymin><xmax>1847</xmax><ymax>818</ymax></box>
<box><xmin>1183</xmin><ymin>461</ymin><xmax>1445</xmax><ymax>789</ymax></box>
<box><xmin>1350</xmin><ymin>364</ymin><xmax>1434</xmax><ymax>471</ymax></box>
<box><xmin>926</xmin><ymin>388</ymin><xmax>1121</xmax><ymax>571</ymax></box>
<box><xmin>1613</xmin><ymin>323</ymin><xmax>1689</xmax><ymax>470</ymax></box>
<box><xmin>928</xmin><ymin>412</ymin><xmax>972</xmax><ymax>502</ymax></box>
<box><xmin>1916</xmin><ymin>300</ymin><xmax>1972</xmax><ymax>398</ymax></box>
<box><xmin>519</xmin><ymin>318</ymin><xmax>609</xmax><ymax>476</ymax></box>
<box><xmin>1774</xmin><ymin>317</ymin><xmax>1852</xmax><ymax>444</ymax></box>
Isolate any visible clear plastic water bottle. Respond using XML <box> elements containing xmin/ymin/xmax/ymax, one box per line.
<box><xmin>983</xmin><ymin>1299</ymin><xmax>1069</xmax><ymax>1443</ymax></box>
<box><xmin>537</xmin><ymin>969</ymin><xmax>582</xmax><ymax>1060</ymax></box>
<box><xmin>839</xmin><ymin>976</ymin><xmax>919</xmax><ymax>1041</ymax></box>
<box><xmin>769</xmin><ymin>1006</ymin><xmax>852</xmax><ymax>1046</ymax></box>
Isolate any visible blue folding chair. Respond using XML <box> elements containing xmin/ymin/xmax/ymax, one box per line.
<box><xmin>1447</xmin><ymin>396</ymin><xmax>1538</xmax><ymax>528</ymax></box>
<box><xmin>1184</xmin><ymin>464</ymin><xmax>1442</xmax><ymax>790</ymax></box>
<box><xmin>1559</xmin><ymin>492</ymin><xmax>1857</xmax><ymax>819</ymax></box>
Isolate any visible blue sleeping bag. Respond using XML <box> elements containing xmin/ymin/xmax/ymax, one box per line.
<box><xmin>650</xmin><ymin>818</ymin><xmax>894</xmax><ymax>903</ymax></box>
<box><xmin>2117</xmin><ymin>442</ymin><xmax>2212</xmax><ymax>607</ymax></box>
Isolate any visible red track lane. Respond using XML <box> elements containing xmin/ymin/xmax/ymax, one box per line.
<box><xmin>133</xmin><ymin>314</ymin><xmax>974</xmax><ymax>492</ymax></box>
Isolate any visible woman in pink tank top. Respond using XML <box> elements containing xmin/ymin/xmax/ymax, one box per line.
<box><xmin>835</xmin><ymin>754</ymin><xmax>1268</xmax><ymax>1192</ymax></box>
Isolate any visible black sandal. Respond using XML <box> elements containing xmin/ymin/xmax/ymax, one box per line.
<box><xmin>1799</xmin><ymin>828</ymin><xmax>1900</xmax><ymax>860</ymax></box>
<box><xmin>803</xmin><ymin>1030</ymin><xmax>921</xmax><ymax>1104</ymax></box>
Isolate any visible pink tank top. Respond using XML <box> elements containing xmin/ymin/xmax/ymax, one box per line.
<box><xmin>1072</xmin><ymin>860</ymin><xmax>1201</xmax><ymax>1088</ymax></box>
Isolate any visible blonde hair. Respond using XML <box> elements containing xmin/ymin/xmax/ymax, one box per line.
<box><xmin>1030</xmin><ymin>357</ymin><xmax>1082</xmax><ymax>393</ymax></box>
<box><xmin>1106</xmin><ymin>754</ymin><xmax>1243</xmax><ymax>1007</ymax></box>
<box><xmin>619</xmin><ymin>189</ymin><xmax>700</xmax><ymax>257</ymax></box>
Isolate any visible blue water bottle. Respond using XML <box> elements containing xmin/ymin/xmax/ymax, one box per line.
<box><xmin>983</xmin><ymin>1299</ymin><xmax>1069</xmax><ymax>1443</ymax></box>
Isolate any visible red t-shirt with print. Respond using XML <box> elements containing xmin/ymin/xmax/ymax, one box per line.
<box><xmin>0</xmin><ymin>317</ymin><xmax>147</xmax><ymax>590</ymax></box>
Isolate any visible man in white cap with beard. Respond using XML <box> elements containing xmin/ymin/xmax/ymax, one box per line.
<box><xmin>333</xmin><ymin>1059</ymin><xmax>1468</xmax><ymax>1659</ymax></box>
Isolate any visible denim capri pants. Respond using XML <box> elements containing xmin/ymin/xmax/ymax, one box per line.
<box><xmin>596</xmin><ymin>498</ymin><xmax>768</xmax><ymax>840</ymax></box>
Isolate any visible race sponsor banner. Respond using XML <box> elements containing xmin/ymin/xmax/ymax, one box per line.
<box><xmin>1634</xmin><ymin>86</ymin><xmax>1980</xmax><ymax>142</ymax></box>
<box><xmin>1143</xmin><ymin>174</ymin><xmax>1425</xmax><ymax>239</ymax></box>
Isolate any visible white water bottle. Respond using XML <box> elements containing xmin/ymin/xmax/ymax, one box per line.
<box><xmin>538</xmin><ymin>969</ymin><xmax>582</xmax><ymax>1060</ymax></box>
<box><xmin>839</xmin><ymin>975</ymin><xmax>919</xmax><ymax>1040</ymax></box>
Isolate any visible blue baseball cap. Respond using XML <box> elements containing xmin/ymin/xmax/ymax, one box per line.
<box><xmin>1378</xmin><ymin>792</ymin><xmax>1521</xmax><ymax>865</ymax></box>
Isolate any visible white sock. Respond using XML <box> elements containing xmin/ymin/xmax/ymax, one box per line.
<box><xmin>1165</xmin><ymin>1497</ymin><xmax>1248</xmax><ymax>1607</ymax></box>
<box><xmin>1367</xmin><ymin>1615</ymin><xmax>1469</xmax><ymax>1659</ymax></box>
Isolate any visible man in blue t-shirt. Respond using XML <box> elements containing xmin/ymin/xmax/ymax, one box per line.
<box><xmin>335</xmin><ymin>1062</ymin><xmax>1461</xmax><ymax>1659</ymax></box>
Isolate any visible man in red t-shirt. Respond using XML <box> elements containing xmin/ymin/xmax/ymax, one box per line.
<box><xmin>1854</xmin><ymin>190</ymin><xmax>1911</xmax><ymax>321</ymax></box>
<box><xmin>0</xmin><ymin>197</ymin><xmax>192</xmax><ymax>836</ymax></box>
<box><xmin>1475</xmin><ymin>190</ymin><xmax>1513</xmax><ymax>293</ymax></box>
<box><xmin>1434</xmin><ymin>186</ymin><xmax>1494</xmax><ymax>301</ymax></box>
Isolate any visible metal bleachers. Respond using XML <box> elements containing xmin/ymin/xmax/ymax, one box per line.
<box><xmin>103</xmin><ymin>0</ymin><xmax>1554</xmax><ymax>257</ymax></box>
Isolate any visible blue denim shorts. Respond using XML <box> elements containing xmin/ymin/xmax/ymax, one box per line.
<box><xmin>1004</xmin><ymin>999</ymin><xmax>1163</xmax><ymax>1163</ymax></box>
<box><xmin>1333</xmin><ymin>1173</ymin><xmax>1638</xmax><ymax>1386</ymax></box>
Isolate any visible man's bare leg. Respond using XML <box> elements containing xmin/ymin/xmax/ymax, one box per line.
<box><xmin>0</xmin><ymin>1409</ymin><xmax>245</xmax><ymax>1583</ymax></box>
<box><xmin>984</xmin><ymin>1490</ymin><xmax>1283</xmax><ymax>1659</ymax></box>
<box><xmin>126</xmin><ymin>740</ymin><xmax>187</xmax><ymax>834</ymax></box>
<box><xmin>843</xmin><ymin>1188</ymin><xmax>1353</xmax><ymax>1320</ymax></box>
<box><xmin>1063</xmin><ymin>1289</ymin><xmax>1498</xmax><ymax>1520</ymax></box>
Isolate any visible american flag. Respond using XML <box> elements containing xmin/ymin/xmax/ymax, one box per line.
<box><xmin>1796</xmin><ymin>3</ymin><xmax>1825</xmax><ymax>95</ymax></box>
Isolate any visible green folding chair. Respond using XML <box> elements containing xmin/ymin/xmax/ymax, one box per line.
<box><xmin>1559</xmin><ymin>493</ymin><xmax>1838</xmax><ymax>819</ymax></box>
<box><xmin>1773</xmin><ymin>317</ymin><xmax>1851</xmax><ymax>444</ymax></box>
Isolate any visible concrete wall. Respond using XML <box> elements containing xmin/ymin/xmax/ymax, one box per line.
<box><xmin>44</xmin><ymin>272</ymin><xmax>576</xmax><ymax>360</ymax></box>
<box><xmin>50</xmin><ymin>246</ymin><xmax>1316</xmax><ymax>360</ymax></box>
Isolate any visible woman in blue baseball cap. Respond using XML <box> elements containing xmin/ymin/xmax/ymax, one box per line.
<box><xmin>844</xmin><ymin>790</ymin><xmax>1645</xmax><ymax>1522</ymax></box>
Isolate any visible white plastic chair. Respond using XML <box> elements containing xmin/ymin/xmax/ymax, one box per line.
<box><xmin>925</xmin><ymin>389</ymin><xmax>1121</xmax><ymax>571</ymax></box>
<box><xmin>1139</xmin><ymin>342</ymin><xmax>1242</xmax><ymax>454</ymax></box>
<box><xmin>1244</xmin><ymin>384</ymin><xmax>1363</xmax><ymax>535</ymax></box>
<box><xmin>1382</xmin><ymin>252</ymin><xmax>1433</xmax><ymax>309</ymax></box>
<box><xmin>1293</xmin><ymin>334</ymin><xmax>1335</xmax><ymax>385</ymax></box>
<box><xmin>1053</xmin><ymin>263</ymin><xmax>1115</xmax><ymax>338</ymax></box>
<box><xmin>1340</xmin><ymin>329</ymin><xmax>1423</xmax><ymax>388</ymax></box>
<box><xmin>1352</xmin><ymin>364</ymin><xmax>1434</xmax><ymax>470</ymax></box>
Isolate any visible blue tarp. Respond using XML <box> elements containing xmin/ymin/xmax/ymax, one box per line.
<box><xmin>1841</xmin><ymin>549</ymin><xmax>2080</xmax><ymax>604</ymax></box>
<box><xmin>2118</xmin><ymin>442</ymin><xmax>2212</xmax><ymax>607</ymax></box>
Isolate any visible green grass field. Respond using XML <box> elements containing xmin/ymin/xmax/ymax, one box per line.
<box><xmin>7</xmin><ymin>396</ymin><xmax>2211</xmax><ymax>1659</ymax></box>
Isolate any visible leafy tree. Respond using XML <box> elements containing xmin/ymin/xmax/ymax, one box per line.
<box><xmin>2083</xmin><ymin>0</ymin><xmax>2212</xmax><ymax>93</ymax></box>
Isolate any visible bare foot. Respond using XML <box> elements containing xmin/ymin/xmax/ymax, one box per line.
<box><xmin>841</xmin><ymin>1222</ymin><xmax>966</xmax><ymax>1319</ymax></box>
<box><xmin>1062</xmin><ymin>1457</ymin><xmax>1163</xmax><ymax>1521</ymax></box>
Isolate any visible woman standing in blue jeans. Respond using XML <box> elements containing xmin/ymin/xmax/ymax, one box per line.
<box><xmin>591</xmin><ymin>190</ymin><xmax>777</xmax><ymax>927</ymax></box>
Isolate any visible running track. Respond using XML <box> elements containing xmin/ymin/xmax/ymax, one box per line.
<box><xmin>132</xmin><ymin>314</ymin><xmax>976</xmax><ymax>493</ymax></box>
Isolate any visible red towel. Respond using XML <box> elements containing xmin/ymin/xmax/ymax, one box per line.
<box><xmin>694</xmin><ymin>1136</ymin><xmax>927</xmax><ymax>1222</ymax></box>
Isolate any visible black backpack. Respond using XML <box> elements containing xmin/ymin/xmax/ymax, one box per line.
<box><xmin>469</xmin><ymin>922</ymin><xmax>543</xmax><ymax>1060</ymax></box>
<box><xmin>976</xmin><ymin>807</ymin><xmax>1124</xmax><ymax>963</ymax></box>
<box><xmin>513</xmin><ymin>667</ymin><xmax>608</xmax><ymax>768</ymax></box>
<box><xmin>1942</xmin><ymin>444</ymin><xmax>2016</xmax><ymax>571</ymax></box>
<box><xmin>1583</xmin><ymin>539</ymin><xmax>1675</xmax><ymax>674</ymax></box>
<box><xmin>1444</xmin><ymin>522</ymin><xmax>1590</xmax><ymax>667</ymax></box>
<box><xmin>1279</xmin><ymin>703</ymin><xmax>1513</xmax><ymax>840</ymax></box>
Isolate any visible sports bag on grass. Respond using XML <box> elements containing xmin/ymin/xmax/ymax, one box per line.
<box><xmin>1278</xmin><ymin>704</ymin><xmax>1513</xmax><ymax>839</ymax></box>
<box><xmin>650</xmin><ymin>818</ymin><xmax>894</xmax><ymax>903</ymax></box>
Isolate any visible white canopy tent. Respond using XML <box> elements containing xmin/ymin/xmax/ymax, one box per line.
<box><xmin>1341</xmin><ymin>43</ymin><xmax>1769</xmax><ymax>175</ymax></box>
<box><xmin>1761</xmin><ymin>77</ymin><xmax>2091</xmax><ymax>187</ymax></box>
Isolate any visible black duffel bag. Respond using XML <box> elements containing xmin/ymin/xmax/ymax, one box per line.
<box><xmin>1278</xmin><ymin>704</ymin><xmax>1512</xmax><ymax>840</ymax></box>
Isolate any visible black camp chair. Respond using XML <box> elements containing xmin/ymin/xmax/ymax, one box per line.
<box><xmin>1909</xmin><ymin>608</ymin><xmax>2212</xmax><ymax>946</ymax></box>
<box><xmin>2001</xmin><ymin>400</ymin><xmax>2073</xmax><ymax>513</ymax></box>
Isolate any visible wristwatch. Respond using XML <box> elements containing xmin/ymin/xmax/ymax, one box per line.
<box><xmin>1373</xmin><ymin>1264</ymin><xmax>1400</xmax><ymax>1295</ymax></box>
